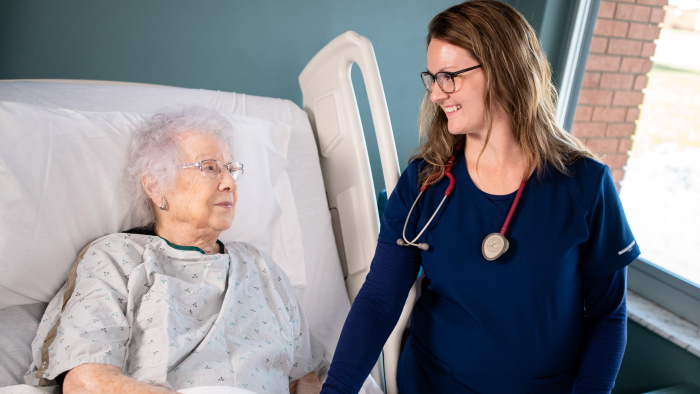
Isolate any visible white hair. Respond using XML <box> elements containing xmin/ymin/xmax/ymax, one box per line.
<box><xmin>125</xmin><ymin>106</ymin><xmax>234</xmax><ymax>225</ymax></box>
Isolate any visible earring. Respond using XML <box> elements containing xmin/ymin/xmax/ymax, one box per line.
<box><xmin>160</xmin><ymin>197</ymin><xmax>167</xmax><ymax>210</ymax></box>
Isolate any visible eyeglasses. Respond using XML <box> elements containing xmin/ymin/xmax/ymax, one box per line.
<box><xmin>420</xmin><ymin>65</ymin><xmax>482</xmax><ymax>93</ymax></box>
<box><xmin>179</xmin><ymin>159</ymin><xmax>244</xmax><ymax>180</ymax></box>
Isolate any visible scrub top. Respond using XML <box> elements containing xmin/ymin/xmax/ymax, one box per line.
<box><xmin>375</xmin><ymin>155</ymin><xmax>639</xmax><ymax>393</ymax></box>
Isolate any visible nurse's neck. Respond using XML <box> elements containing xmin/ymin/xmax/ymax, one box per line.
<box><xmin>464</xmin><ymin>106</ymin><xmax>531</xmax><ymax>194</ymax></box>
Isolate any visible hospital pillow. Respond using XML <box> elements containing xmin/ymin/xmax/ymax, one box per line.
<box><xmin>0</xmin><ymin>101</ymin><xmax>304</xmax><ymax>309</ymax></box>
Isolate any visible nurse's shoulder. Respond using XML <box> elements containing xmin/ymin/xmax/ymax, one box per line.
<box><xmin>399</xmin><ymin>159</ymin><xmax>424</xmax><ymax>191</ymax></box>
<box><xmin>550</xmin><ymin>156</ymin><xmax>614</xmax><ymax>214</ymax></box>
<box><xmin>553</xmin><ymin>156</ymin><xmax>639</xmax><ymax>276</ymax></box>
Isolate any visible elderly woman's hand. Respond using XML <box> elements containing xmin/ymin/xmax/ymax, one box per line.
<box><xmin>64</xmin><ymin>363</ymin><xmax>178</xmax><ymax>394</ymax></box>
<box><xmin>289</xmin><ymin>372</ymin><xmax>322</xmax><ymax>394</ymax></box>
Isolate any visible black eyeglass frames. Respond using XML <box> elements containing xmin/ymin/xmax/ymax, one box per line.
<box><xmin>421</xmin><ymin>65</ymin><xmax>482</xmax><ymax>93</ymax></box>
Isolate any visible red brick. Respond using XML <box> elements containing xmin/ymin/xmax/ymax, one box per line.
<box><xmin>628</xmin><ymin>22</ymin><xmax>661</xmax><ymax>40</ymax></box>
<box><xmin>575</xmin><ymin>106</ymin><xmax>594</xmax><ymax>121</ymax></box>
<box><xmin>590</xmin><ymin>37</ymin><xmax>609</xmax><ymax>53</ymax></box>
<box><xmin>572</xmin><ymin>122</ymin><xmax>607</xmax><ymax>137</ymax></box>
<box><xmin>579</xmin><ymin>88</ymin><xmax>615</xmax><ymax>105</ymax></box>
<box><xmin>600</xmin><ymin>73</ymin><xmax>635</xmax><ymax>89</ymax></box>
<box><xmin>636</xmin><ymin>0</ymin><xmax>668</xmax><ymax>6</ymax></box>
<box><xmin>607</xmin><ymin>122</ymin><xmax>637</xmax><ymax>137</ymax></box>
<box><xmin>626</xmin><ymin>107</ymin><xmax>641</xmax><ymax>122</ymax></box>
<box><xmin>650</xmin><ymin>7</ymin><xmax>666</xmax><ymax>24</ymax></box>
<box><xmin>615</xmin><ymin>4</ymin><xmax>652</xmax><ymax>22</ymax></box>
<box><xmin>613</xmin><ymin>91</ymin><xmax>645</xmax><ymax>106</ymax></box>
<box><xmin>586</xmin><ymin>54</ymin><xmax>622</xmax><ymax>72</ymax></box>
<box><xmin>593</xmin><ymin>107</ymin><xmax>628</xmax><ymax>122</ymax></box>
<box><xmin>634</xmin><ymin>75</ymin><xmax>649</xmax><ymax>90</ymax></box>
<box><xmin>620</xmin><ymin>57</ymin><xmax>653</xmax><ymax>73</ymax></box>
<box><xmin>599</xmin><ymin>1</ymin><xmax>616</xmax><ymax>18</ymax></box>
<box><xmin>602</xmin><ymin>153</ymin><xmax>630</xmax><ymax>168</ymax></box>
<box><xmin>616</xmin><ymin>0</ymin><xmax>636</xmax><ymax>3</ymax></box>
<box><xmin>595</xmin><ymin>19</ymin><xmax>630</xmax><ymax>37</ymax></box>
<box><xmin>607</xmin><ymin>38</ymin><xmax>643</xmax><ymax>56</ymax></box>
<box><xmin>619</xmin><ymin>138</ymin><xmax>634</xmax><ymax>152</ymax></box>
<box><xmin>641</xmin><ymin>41</ymin><xmax>657</xmax><ymax>57</ymax></box>
<box><xmin>612</xmin><ymin>169</ymin><xmax>625</xmax><ymax>187</ymax></box>
<box><xmin>583</xmin><ymin>72</ymin><xmax>602</xmax><ymax>88</ymax></box>
<box><xmin>587</xmin><ymin>138</ymin><xmax>620</xmax><ymax>154</ymax></box>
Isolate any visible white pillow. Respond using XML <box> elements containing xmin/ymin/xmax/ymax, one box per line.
<box><xmin>0</xmin><ymin>101</ymin><xmax>304</xmax><ymax>309</ymax></box>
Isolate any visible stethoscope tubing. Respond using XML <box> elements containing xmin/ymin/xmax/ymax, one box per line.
<box><xmin>396</xmin><ymin>142</ymin><xmax>526</xmax><ymax>259</ymax></box>
<box><xmin>400</xmin><ymin>192</ymin><xmax>447</xmax><ymax>250</ymax></box>
<box><xmin>499</xmin><ymin>180</ymin><xmax>526</xmax><ymax>235</ymax></box>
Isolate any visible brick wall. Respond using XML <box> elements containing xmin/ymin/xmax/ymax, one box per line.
<box><xmin>572</xmin><ymin>0</ymin><xmax>668</xmax><ymax>190</ymax></box>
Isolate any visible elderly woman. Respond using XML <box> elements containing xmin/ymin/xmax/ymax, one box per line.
<box><xmin>26</xmin><ymin>107</ymin><xmax>324</xmax><ymax>394</ymax></box>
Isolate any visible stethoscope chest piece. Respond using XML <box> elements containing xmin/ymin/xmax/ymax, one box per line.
<box><xmin>482</xmin><ymin>232</ymin><xmax>509</xmax><ymax>261</ymax></box>
<box><xmin>397</xmin><ymin>142</ymin><xmax>525</xmax><ymax>262</ymax></box>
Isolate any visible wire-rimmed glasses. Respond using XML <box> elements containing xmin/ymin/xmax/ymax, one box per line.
<box><xmin>420</xmin><ymin>65</ymin><xmax>482</xmax><ymax>93</ymax></box>
<box><xmin>179</xmin><ymin>159</ymin><xmax>244</xmax><ymax>180</ymax></box>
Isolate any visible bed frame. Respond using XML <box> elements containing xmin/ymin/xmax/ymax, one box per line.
<box><xmin>299</xmin><ymin>31</ymin><xmax>418</xmax><ymax>394</ymax></box>
<box><xmin>7</xmin><ymin>31</ymin><xmax>414</xmax><ymax>394</ymax></box>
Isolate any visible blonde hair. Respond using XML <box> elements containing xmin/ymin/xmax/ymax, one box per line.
<box><xmin>412</xmin><ymin>0</ymin><xmax>598</xmax><ymax>186</ymax></box>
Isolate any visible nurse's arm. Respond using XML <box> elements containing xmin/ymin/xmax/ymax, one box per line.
<box><xmin>575</xmin><ymin>267</ymin><xmax>628</xmax><ymax>394</ymax></box>
<box><xmin>321</xmin><ymin>243</ymin><xmax>422</xmax><ymax>394</ymax></box>
<box><xmin>63</xmin><ymin>363</ymin><xmax>178</xmax><ymax>394</ymax></box>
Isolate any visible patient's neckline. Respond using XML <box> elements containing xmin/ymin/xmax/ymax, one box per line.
<box><xmin>122</xmin><ymin>225</ymin><xmax>224</xmax><ymax>255</ymax></box>
<box><xmin>160</xmin><ymin>237</ymin><xmax>225</xmax><ymax>255</ymax></box>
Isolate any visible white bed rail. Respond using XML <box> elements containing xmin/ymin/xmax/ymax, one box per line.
<box><xmin>299</xmin><ymin>31</ymin><xmax>415</xmax><ymax>394</ymax></box>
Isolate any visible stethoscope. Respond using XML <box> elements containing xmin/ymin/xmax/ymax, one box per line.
<box><xmin>396</xmin><ymin>142</ymin><xmax>526</xmax><ymax>261</ymax></box>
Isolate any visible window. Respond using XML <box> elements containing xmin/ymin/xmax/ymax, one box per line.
<box><xmin>619</xmin><ymin>0</ymin><xmax>700</xmax><ymax>288</ymax></box>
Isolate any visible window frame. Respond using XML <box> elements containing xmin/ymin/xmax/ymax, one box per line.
<box><xmin>628</xmin><ymin>258</ymin><xmax>700</xmax><ymax>326</ymax></box>
<box><xmin>557</xmin><ymin>0</ymin><xmax>600</xmax><ymax>131</ymax></box>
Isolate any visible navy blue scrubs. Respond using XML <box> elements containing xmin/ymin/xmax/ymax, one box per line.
<box><xmin>322</xmin><ymin>156</ymin><xmax>639</xmax><ymax>394</ymax></box>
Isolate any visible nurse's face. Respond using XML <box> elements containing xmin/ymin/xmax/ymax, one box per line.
<box><xmin>164</xmin><ymin>132</ymin><xmax>238</xmax><ymax>233</ymax></box>
<box><xmin>427</xmin><ymin>39</ymin><xmax>488</xmax><ymax>136</ymax></box>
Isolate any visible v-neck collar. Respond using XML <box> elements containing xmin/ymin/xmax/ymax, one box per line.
<box><xmin>454</xmin><ymin>154</ymin><xmax>525</xmax><ymax>219</ymax></box>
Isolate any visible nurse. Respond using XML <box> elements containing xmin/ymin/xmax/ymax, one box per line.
<box><xmin>321</xmin><ymin>1</ymin><xmax>639</xmax><ymax>393</ymax></box>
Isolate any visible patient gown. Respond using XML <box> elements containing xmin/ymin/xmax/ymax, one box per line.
<box><xmin>25</xmin><ymin>233</ymin><xmax>325</xmax><ymax>393</ymax></box>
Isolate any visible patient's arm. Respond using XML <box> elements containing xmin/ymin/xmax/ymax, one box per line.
<box><xmin>63</xmin><ymin>363</ymin><xmax>178</xmax><ymax>394</ymax></box>
<box><xmin>289</xmin><ymin>372</ymin><xmax>322</xmax><ymax>394</ymax></box>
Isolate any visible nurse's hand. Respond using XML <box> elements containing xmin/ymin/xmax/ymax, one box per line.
<box><xmin>289</xmin><ymin>372</ymin><xmax>322</xmax><ymax>394</ymax></box>
<box><xmin>64</xmin><ymin>363</ymin><xmax>178</xmax><ymax>394</ymax></box>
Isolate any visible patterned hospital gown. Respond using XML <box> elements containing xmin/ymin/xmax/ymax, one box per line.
<box><xmin>25</xmin><ymin>233</ymin><xmax>326</xmax><ymax>393</ymax></box>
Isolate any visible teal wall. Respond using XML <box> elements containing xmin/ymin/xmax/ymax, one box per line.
<box><xmin>0</xmin><ymin>0</ymin><xmax>575</xmax><ymax>195</ymax></box>
<box><xmin>3</xmin><ymin>2</ymin><xmax>698</xmax><ymax>390</ymax></box>
<box><xmin>613</xmin><ymin>321</ymin><xmax>700</xmax><ymax>393</ymax></box>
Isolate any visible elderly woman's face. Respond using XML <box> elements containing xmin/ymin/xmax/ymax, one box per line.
<box><xmin>165</xmin><ymin>131</ymin><xmax>237</xmax><ymax>232</ymax></box>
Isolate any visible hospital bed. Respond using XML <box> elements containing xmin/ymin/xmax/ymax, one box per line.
<box><xmin>0</xmin><ymin>32</ymin><xmax>417</xmax><ymax>394</ymax></box>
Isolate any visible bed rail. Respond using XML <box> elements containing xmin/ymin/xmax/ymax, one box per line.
<box><xmin>299</xmin><ymin>31</ymin><xmax>413</xmax><ymax>394</ymax></box>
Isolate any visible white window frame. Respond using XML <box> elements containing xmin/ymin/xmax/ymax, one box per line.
<box><xmin>628</xmin><ymin>258</ymin><xmax>700</xmax><ymax>326</ymax></box>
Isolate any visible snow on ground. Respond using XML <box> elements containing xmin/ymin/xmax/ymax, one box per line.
<box><xmin>619</xmin><ymin>146</ymin><xmax>700</xmax><ymax>286</ymax></box>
